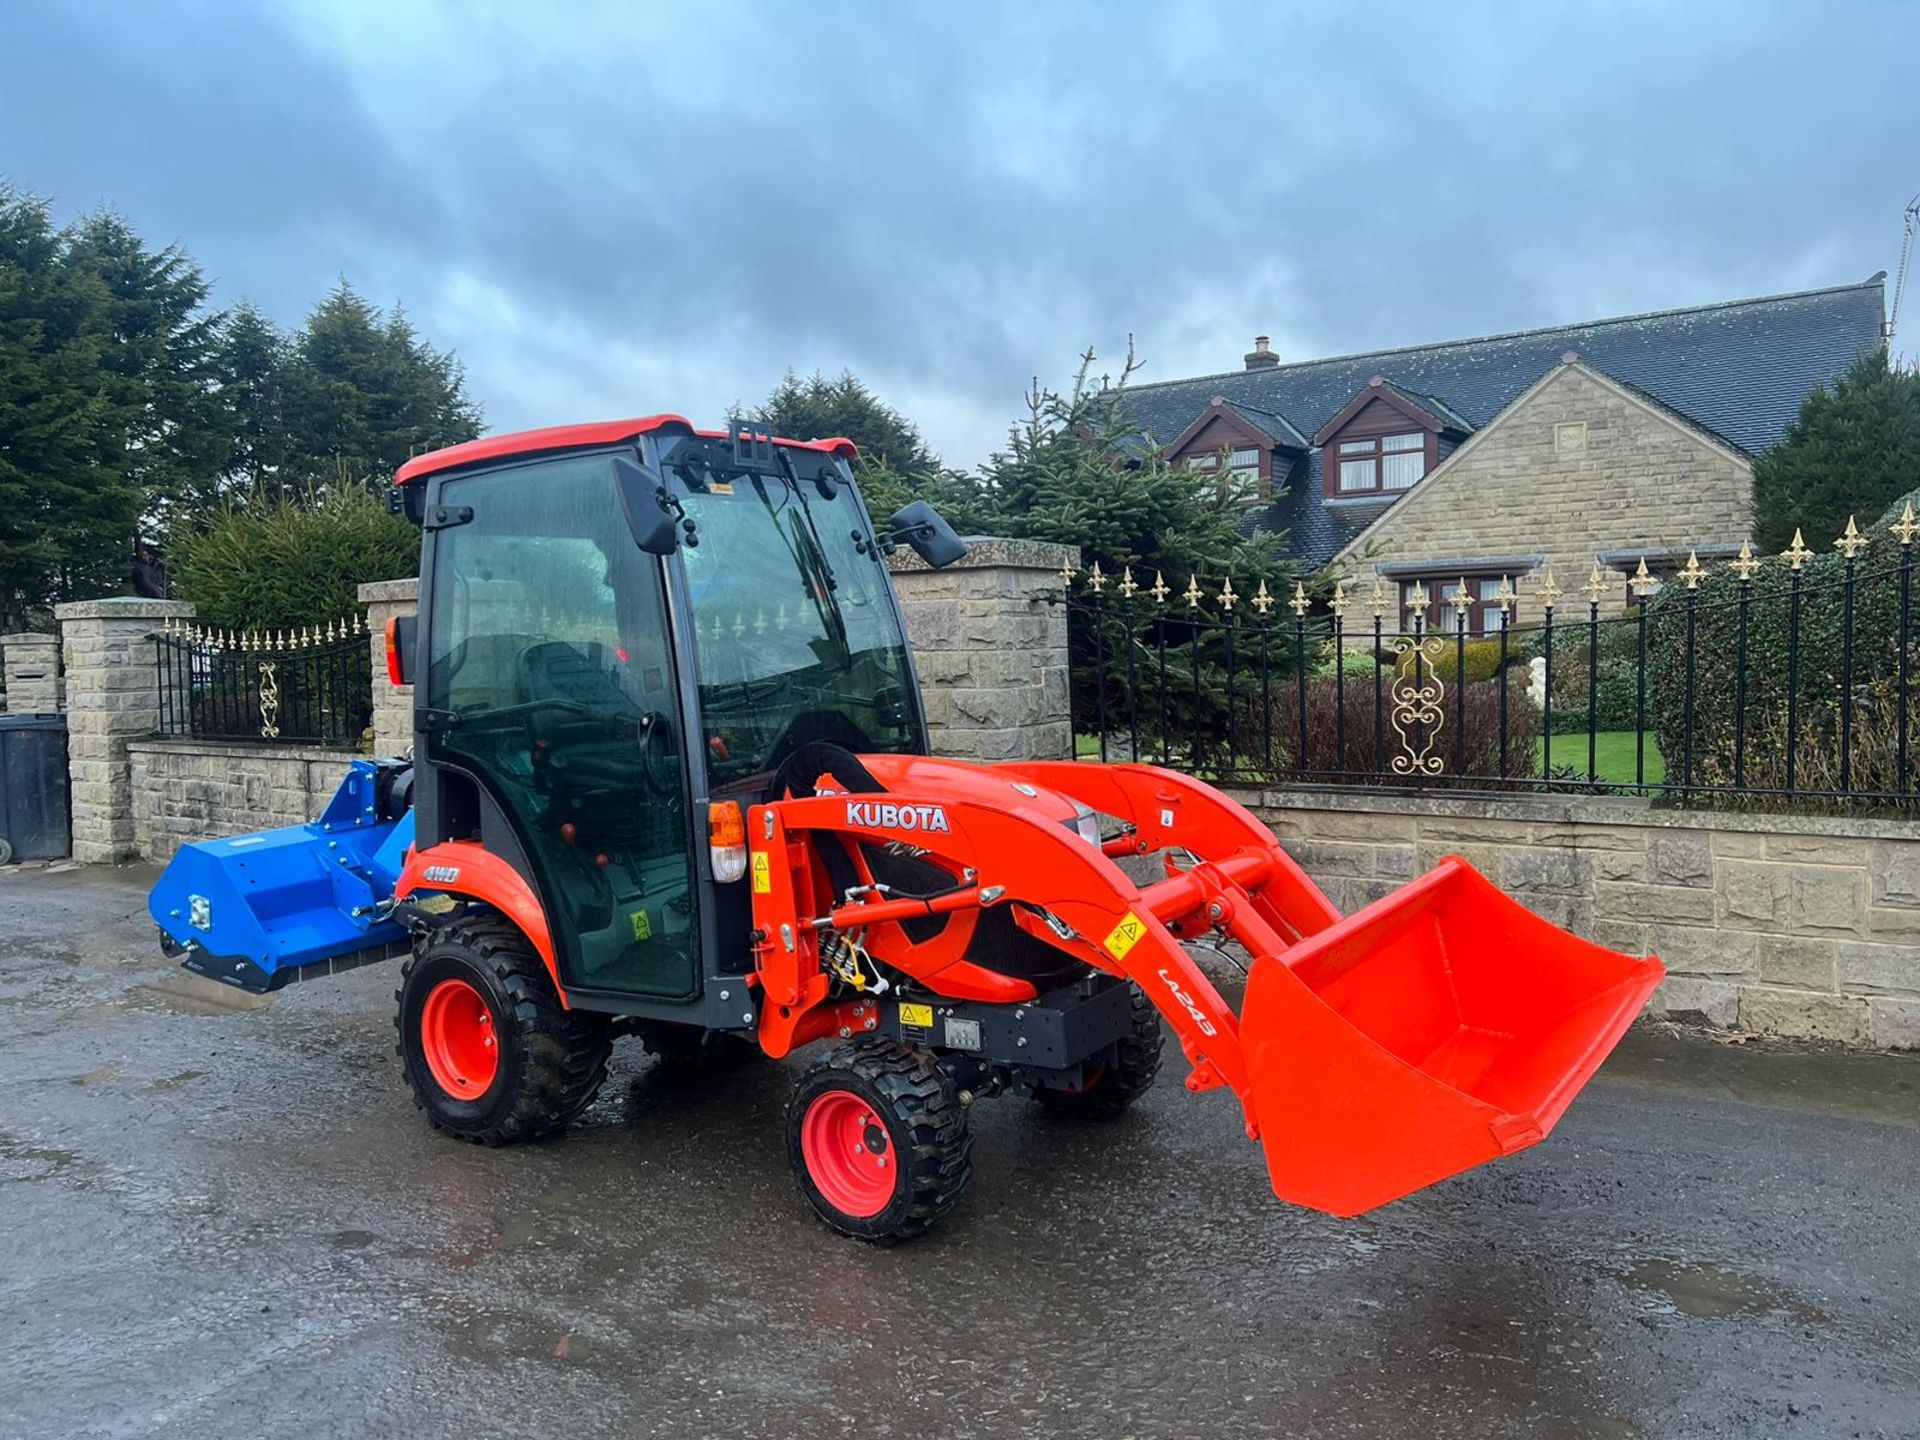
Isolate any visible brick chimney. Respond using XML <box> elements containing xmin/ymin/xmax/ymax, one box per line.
<box><xmin>1243</xmin><ymin>335</ymin><xmax>1279</xmax><ymax>371</ymax></box>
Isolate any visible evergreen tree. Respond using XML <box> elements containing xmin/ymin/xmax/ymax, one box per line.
<box><xmin>62</xmin><ymin>211</ymin><xmax>225</xmax><ymax>525</ymax></box>
<box><xmin>0</xmin><ymin>189</ymin><xmax>137</xmax><ymax>626</ymax></box>
<box><xmin>1752</xmin><ymin>347</ymin><xmax>1920</xmax><ymax>553</ymax></box>
<box><xmin>750</xmin><ymin>369</ymin><xmax>972</xmax><ymax>522</ymax></box>
<box><xmin>278</xmin><ymin>282</ymin><xmax>482</xmax><ymax>484</ymax></box>
<box><xmin>757</xmin><ymin>369</ymin><xmax>940</xmax><ymax>474</ymax></box>
<box><xmin>974</xmin><ymin>344</ymin><xmax>1290</xmax><ymax>596</ymax></box>
<box><xmin>210</xmin><ymin>301</ymin><xmax>289</xmax><ymax>498</ymax></box>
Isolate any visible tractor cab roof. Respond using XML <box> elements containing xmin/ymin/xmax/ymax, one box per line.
<box><xmin>394</xmin><ymin>415</ymin><xmax>858</xmax><ymax>485</ymax></box>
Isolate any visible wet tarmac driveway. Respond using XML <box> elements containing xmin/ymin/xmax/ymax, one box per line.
<box><xmin>2</xmin><ymin>864</ymin><xmax>1917</xmax><ymax>1438</ymax></box>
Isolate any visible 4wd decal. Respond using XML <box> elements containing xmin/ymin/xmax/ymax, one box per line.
<box><xmin>844</xmin><ymin>800</ymin><xmax>951</xmax><ymax>834</ymax></box>
<box><xmin>421</xmin><ymin>865</ymin><xmax>461</xmax><ymax>885</ymax></box>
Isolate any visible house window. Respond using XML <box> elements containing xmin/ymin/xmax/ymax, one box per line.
<box><xmin>1336</xmin><ymin>432</ymin><xmax>1426</xmax><ymax>493</ymax></box>
<box><xmin>1400</xmin><ymin>575</ymin><xmax>1515</xmax><ymax>635</ymax></box>
<box><xmin>1190</xmin><ymin>446</ymin><xmax>1263</xmax><ymax>484</ymax></box>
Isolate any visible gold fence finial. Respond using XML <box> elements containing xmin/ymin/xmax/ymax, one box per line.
<box><xmin>1058</xmin><ymin>556</ymin><xmax>1078</xmax><ymax>588</ymax></box>
<box><xmin>1582</xmin><ymin>564</ymin><xmax>1610</xmax><ymax>604</ymax></box>
<box><xmin>1218</xmin><ymin>576</ymin><xmax>1237</xmax><ymax>610</ymax></box>
<box><xmin>1404</xmin><ymin>580</ymin><xmax>1430</xmax><ymax>615</ymax></box>
<box><xmin>1494</xmin><ymin>575</ymin><xmax>1516</xmax><ymax>614</ymax></box>
<box><xmin>1535</xmin><ymin>568</ymin><xmax>1561</xmax><ymax>611</ymax></box>
<box><xmin>1630</xmin><ymin>556</ymin><xmax>1659</xmax><ymax>595</ymax></box>
<box><xmin>1894</xmin><ymin>501</ymin><xmax>1920</xmax><ymax>547</ymax></box>
<box><xmin>1677</xmin><ymin>550</ymin><xmax>1706</xmax><ymax>589</ymax></box>
<box><xmin>1183</xmin><ymin>575</ymin><xmax>1203</xmax><ymax>608</ymax></box>
<box><xmin>1288</xmin><ymin>581</ymin><xmax>1310</xmax><ymax>618</ymax></box>
<box><xmin>1118</xmin><ymin>565</ymin><xmax>1138</xmax><ymax>599</ymax></box>
<box><xmin>1330</xmin><ymin>580</ymin><xmax>1348</xmax><ymax>619</ymax></box>
<box><xmin>1150</xmin><ymin>570</ymin><xmax>1169</xmax><ymax>604</ymax></box>
<box><xmin>1448</xmin><ymin>577</ymin><xmax>1473</xmax><ymax>618</ymax></box>
<box><xmin>1087</xmin><ymin>560</ymin><xmax>1106</xmax><ymax>593</ymax></box>
<box><xmin>1729</xmin><ymin>541</ymin><xmax>1760</xmax><ymax>582</ymax></box>
<box><xmin>1368</xmin><ymin>575</ymin><xmax>1389</xmax><ymax>618</ymax></box>
<box><xmin>1784</xmin><ymin>528</ymin><xmax>1813</xmax><ymax>570</ymax></box>
<box><xmin>1252</xmin><ymin>578</ymin><xmax>1274</xmax><ymax>615</ymax></box>
<box><xmin>1835</xmin><ymin>515</ymin><xmax>1868</xmax><ymax>560</ymax></box>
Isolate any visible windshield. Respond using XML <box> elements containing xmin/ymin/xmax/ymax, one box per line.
<box><xmin>672</xmin><ymin>461</ymin><xmax>924</xmax><ymax>786</ymax></box>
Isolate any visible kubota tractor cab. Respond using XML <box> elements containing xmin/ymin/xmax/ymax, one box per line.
<box><xmin>150</xmin><ymin>415</ymin><xmax>1662</xmax><ymax>1242</ymax></box>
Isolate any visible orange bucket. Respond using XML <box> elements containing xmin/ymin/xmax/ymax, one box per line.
<box><xmin>1239</xmin><ymin>856</ymin><xmax>1663</xmax><ymax>1217</ymax></box>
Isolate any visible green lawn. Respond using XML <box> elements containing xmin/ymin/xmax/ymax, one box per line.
<box><xmin>1540</xmin><ymin>730</ymin><xmax>1666</xmax><ymax>787</ymax></box>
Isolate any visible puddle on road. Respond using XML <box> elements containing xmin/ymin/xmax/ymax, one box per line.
<box><xmin>1612</xmin><ymin>1259</ymin><xmax>1828</xmax><ymax>1323</ymax></box>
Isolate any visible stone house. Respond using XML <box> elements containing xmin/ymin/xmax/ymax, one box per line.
<box><xmin>1119</xmin><ymin>278</ymin><xmax>1887</xmax><ymax>623</ymax></box>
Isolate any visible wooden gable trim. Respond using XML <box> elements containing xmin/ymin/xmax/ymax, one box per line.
<box><xmin>1327</xmin><ymin>358</ymin><xmax>1753</xmax><ymax>569</ymax></box>
<box><xmin>1310</xmin><ymin>376</ymin><xmax>1453</xmax><ymax>447</ymax></box>
<box><xmin>1163</xmin><ymin>397</ymin><xmax>1276</xmax><ymax>461</ymax></box>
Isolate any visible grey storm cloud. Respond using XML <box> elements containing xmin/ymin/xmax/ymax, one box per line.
<box><xmin>3</xmin><ymin>1</ymin><xmax>1914</xmax><ymax>465</ymax></box>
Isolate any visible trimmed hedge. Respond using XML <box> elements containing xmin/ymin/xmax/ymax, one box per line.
<box><xmin>170</xmin><ymin>485</ymin><xmax>419</xmax><ymax>632</ymax></box>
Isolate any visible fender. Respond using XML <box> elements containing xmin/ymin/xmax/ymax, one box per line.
<box><xmin>394</xmin><ymin>840</ymin><xmax>568</xmax><ymax>1008</ymax></box>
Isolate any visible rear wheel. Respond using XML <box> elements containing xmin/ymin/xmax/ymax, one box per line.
<box><xmin>396</xmin><ymin>913</ymin><xmax>612</xmax><ymax>1145</ymax></box>
<box><xmin>786</xmin><ymin>1038</ymin><xmax>971</xmax><ymax>1243</ymax></box>
<box><xmin>1033</xmin><ymin>982</ymin><xmax>1163</xmax><ymax>1119</ymax></box>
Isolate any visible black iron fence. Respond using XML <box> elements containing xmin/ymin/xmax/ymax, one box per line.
<box><xmin>1060</xmin><ymin>507</ymin><xmax>1920</xmax><ymax>810</ymax></box>
<box><xmin>152</xmin><ymin>618</ymin><xmax>373</xmax><ymax>748</ymax></box>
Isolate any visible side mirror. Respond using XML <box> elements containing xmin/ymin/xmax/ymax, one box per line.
<box><xmin>614</xmin><ymin>456</ymin><xmax>680</xmax><ymax>555</ymax></box>
<box><xmin>885</xmin><ymin>500</ymin><xmax>969</xmax><ymax>569</ymax></box>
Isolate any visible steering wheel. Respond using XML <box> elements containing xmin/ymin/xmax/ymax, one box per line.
<box><xmin>636</xmin><ymin>710</ymin><xmax>680</xmax><ymax>797</ymax></box>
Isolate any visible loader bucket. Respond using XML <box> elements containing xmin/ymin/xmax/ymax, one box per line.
<box><xmin>1239</xmin><ymin>856</ymin><xmax>1662</xmax><ymax>1217</ymax></box>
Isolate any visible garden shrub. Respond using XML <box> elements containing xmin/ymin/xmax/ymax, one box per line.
<box><xmin>1546</xmin><ymin>618</ymin><xmax>1645</xmax><ymax>735</ymax></box>
<box><xmin>1393</xmin><ymin>634</ymin><xmax>1528</xmax><ymax>685</ymax></box>
<box><xmin>1241</xmin><ymin>674</ymin><xmax>1541</xmax><ymax>785</ymax></box>
<box><xmin>1644</xmin><ymin>484</ymin><xmax>1920</xmax><ymax>792</ymax></box>
<box><xmin>170</xmin><ymin>485</ymin><xmax>419</xmax><ymax>632</ymax></box>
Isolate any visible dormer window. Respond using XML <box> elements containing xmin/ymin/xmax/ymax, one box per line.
<box><xmin>1191</xmin><ymin>446</ymin><xmax>1263</xmax><ymax>481</ymax></box>
<box><xmin>1312</xmin><ymin>375</ymin><xmax>1473</xmax><ymax>500</ymax></box>
<box><xmin>1338</xmin><ymin>433</ymin><xmax>1425</xmax><ymax>491</ymax></box>
<box><xmin>1162</xmin><ymin>396</ymin><xmax>1308</xmax><ymax>501</ymax></box>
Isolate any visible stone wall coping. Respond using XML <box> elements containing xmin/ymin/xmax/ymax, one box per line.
<box><xmin>0</xmin><ymin>631</ymin><xmax>58</xmax><ymax>645</ymax></box>
<box><xmin>357</xmin><ymin>577</ymin><xmax>420</xmax><ymax>604</ymax></box>
<box><xmin>128</xmin><ymin>737</ymin><xmax>368</xmax><ymax>765</ymax></box>
<box><xmin>53</xmin><ymin>597</ymin><xmax>196</xmax><ymax>621</ymax></box>
<box><xmin>1231</xmin><ymin>784</ymin><xmax>1920</xmax><ymax>843</ymax></box>
<box><xmin>886</xmin><ymin>536</ymin><xmax>1079</xmax><ymax>576</ymax></box>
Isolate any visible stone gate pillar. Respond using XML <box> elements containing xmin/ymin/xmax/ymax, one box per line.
<box><xmin>359</xmin><ymin>578</ymin><xmax>419</xmax><ymax>758</ymax></box>
<box><xmin>886</xmin><ymin>537</ymin><xmax>1079</xmax><ymax>762</ymax></box>
<box><xmin>1</xmin><ymin>632</ymin><xmax>64</xmax><ymax>713</ymax></box>
<box><xmin>55</xmin><ymin>596</ymin><xmax>196</xmax><ymax>863</ymax></box>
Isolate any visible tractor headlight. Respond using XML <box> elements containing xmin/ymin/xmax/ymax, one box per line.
<box><xmin>708</xmin><ymin>801</ymin><xmax>749</xmax><ymax>883</ymax></box>
<box><xmin>1068</xmin><ymin>802</ymin><xmax>1101</xmax><ymax>848</ymax></box>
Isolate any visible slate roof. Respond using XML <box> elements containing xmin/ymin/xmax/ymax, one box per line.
<box><xmin>1119</xmin><ymin>279</ymin><xmax>1886</xmax><ymax>568</ymax></box>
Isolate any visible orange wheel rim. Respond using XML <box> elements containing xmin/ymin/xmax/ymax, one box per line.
<box><xmin>800</xmin><ymin>1090</ymin><xmax>897</xmax><ymax>1218</ymax></box>
<box><xmin>420</xmin><ymin>977</ymin><xmax>499</xmax><ymax>1097</ymax></box>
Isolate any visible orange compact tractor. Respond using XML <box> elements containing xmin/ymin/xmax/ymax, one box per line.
<box><xmin>150</xmin><ymin>417</ymin><xmax>1663</xmax><ymax>1241</ymax></box>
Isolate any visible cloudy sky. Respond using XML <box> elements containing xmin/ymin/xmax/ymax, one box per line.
<box><xmin>5</xmin><ymin>1</ymin><xmax>1915</xmax><ymax>466</ymax></box>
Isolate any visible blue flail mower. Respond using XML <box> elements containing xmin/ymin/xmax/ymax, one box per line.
<box><xmin>149</xmin><ymin>759</ymin><xmax>416</xmax><ymax>992</ymax></box>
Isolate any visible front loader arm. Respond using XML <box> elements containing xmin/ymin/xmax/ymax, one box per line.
<box><xmin>749</xmin><ymin>786</ymin><xmax>1265</xmax><ymax>1127</ymax></box>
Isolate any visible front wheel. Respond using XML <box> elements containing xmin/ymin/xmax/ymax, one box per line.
<box><xmin>396</xmin><ymin>913</ymin><xmax>612</xmax><ymax>1145</ymax></box>
<box><xmin>1033</xmin><ymin>982</ymin><xmax>1164</xmax><ymax>1119</ymax></box>
<box><xmin>786</xmin><ymin>1039</ymin><xmax>972</xmax><ymax>1243</ymax></box>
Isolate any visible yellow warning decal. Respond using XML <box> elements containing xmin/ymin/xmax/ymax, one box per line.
<box><xmin>1103</xmin><ymin>911</ymin><xmax>1146</xmax><ymax>961</ymax></box>
<box><xmin>630</xmin><ymin>909</ymin><xmax>653</xmax><ymax>941</ymax></box>
<box><xmin>898</xmin><ymin>1001</ymin><xmax>934</xmax><ymax>1030</ymax></box>
<box><xmin>751</xmin><ymin>851</ymin><xmax>771</xmax><ymax>894</ymax></box>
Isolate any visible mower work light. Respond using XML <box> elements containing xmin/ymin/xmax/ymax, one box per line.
<box><xmin>709</xmin><ymin>801</ymin><xmax>748</xmax><ymax>883</ymax></box>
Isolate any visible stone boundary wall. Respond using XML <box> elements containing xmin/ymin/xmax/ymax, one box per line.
<box><xmin>1229</xmin><ymin>787</ymin><xmax>1920</xmax><ymax>1050</ymax></box>
<box><xmin>127</xmin><ymin>739</ymin><xmax>356</xmax><ymax>863</ymax></box>
<box><xmin>1</xmin><ymin>632</ymin><xmax>63</xmax><ymax>713</ymax></box>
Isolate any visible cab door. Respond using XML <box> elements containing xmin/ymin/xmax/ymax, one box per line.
<box><xmin>421</xmin><ymin>451</ymin><xmax>700</xmax><ymax>1000</ymax></box>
